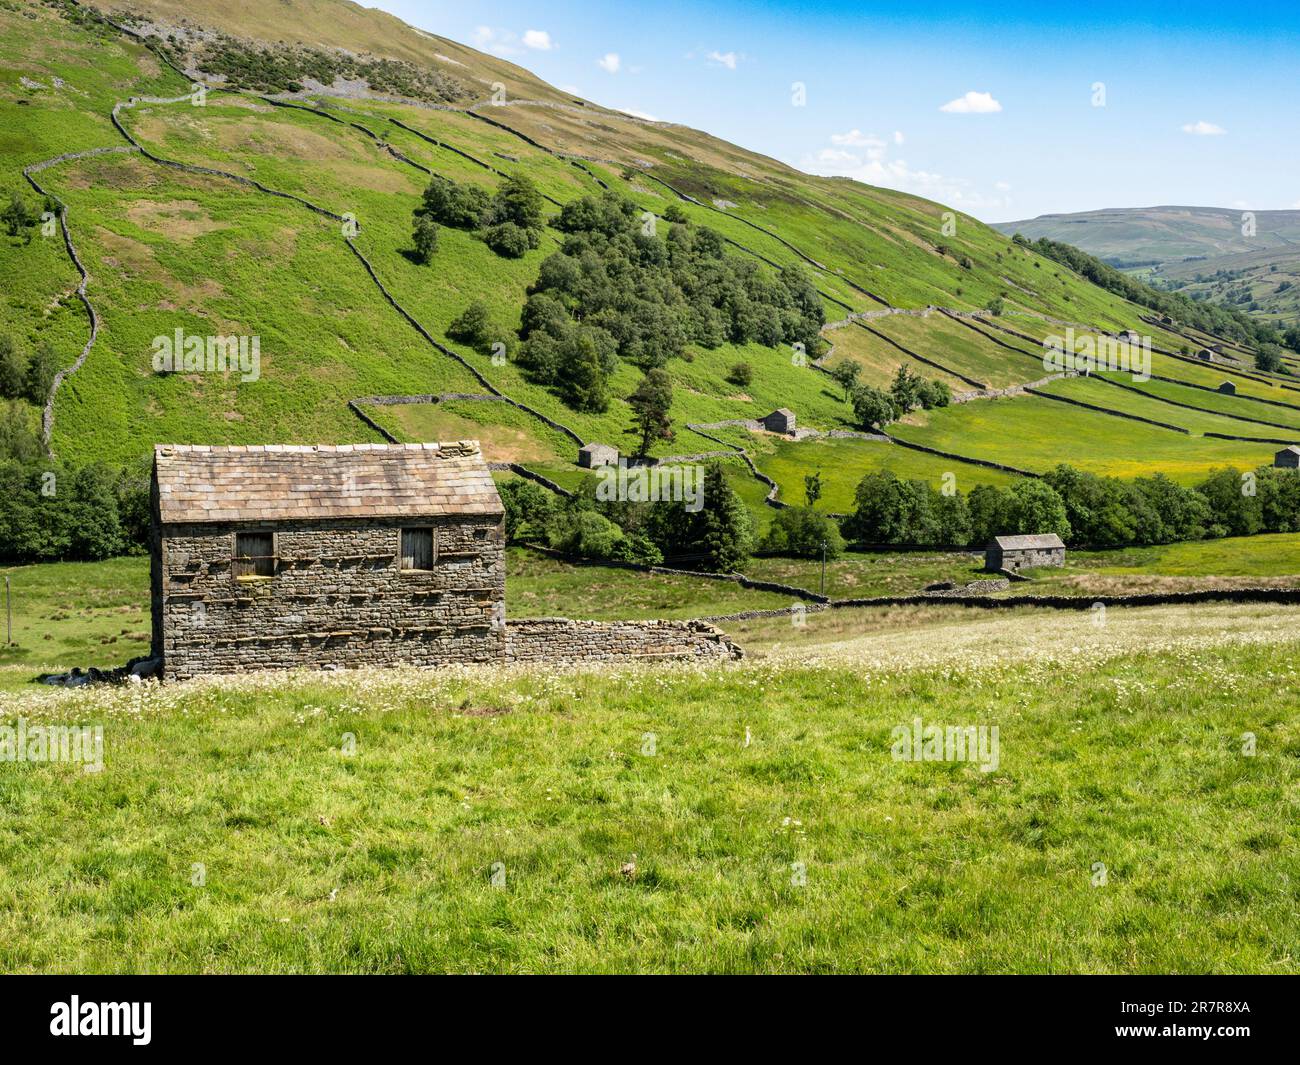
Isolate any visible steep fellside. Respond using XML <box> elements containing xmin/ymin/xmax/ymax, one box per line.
<box><xmin>2</xmin><ymin>0</ymin><xmax>1289</xmax><ymax>543</ymax></box>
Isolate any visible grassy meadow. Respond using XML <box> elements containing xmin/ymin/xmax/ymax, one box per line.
<box><xmin>867</xmin><ymin>314</ymin><xmax>1043</xmax><ymax>388</ymax></box>
<box><xmin>890</xmin><ymin>393</ymin><xmax>1278</xmax><ymax>482</ymax></box>
<box><xmin>503</xmin><ymin>548</ymin><xmax>791</xmax><ymax>620</ymax></box>
<box><xmin>754</xmin><ymin>433</ymin><xmax>1018</xmax><ymax>511</ymax></box>
<box><xmin>744</xmin><ymin>533</ymin><xmax>1300</xmax><ymax>599</ymax></box>
<box><xmin>1040</xmin><ymin>375</ymin><xmax>1299</xmax><ymax>439</ymax></box>
<box><xmin>1011</xmin><ymin>533</ymin><xmax>1300</xmax><ymax>595</ymax></box>
<box><xmin>823</xmin><ymin>320</ymin><xmax>973</xmax><ymax>393</ymax></box>
<box><xmin>1</xmin><ymin>601</ymin><xmax>1298</xmax><ymax>973</ymax></box>
<box><xmin>745</xmin><ymin>551</ymin><xmax>987</xmax><ymax>599</ymax></box>
<box><xmin>1100</xmin><ymin>372</ymin><xmax>1300</xmax><ymax>433</ymax></box>
<box><xmin>0</xmin><ymin>557</ymin><xmax>152</xmax><ymax>679</ymax></box>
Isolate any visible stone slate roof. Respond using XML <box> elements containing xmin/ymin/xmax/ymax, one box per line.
<box><xmin>990</xmin><ymin>533</ymin><xmax>1065</xmax><ymax>551</ymax></box>
<box><xmin>1278</xmin><ymin>445</ymin><xmax>1300</xmax><ymax>455</ymax></box>
<box><xmin>768</xmin><ymin>408</ymin><xmax>795</xmax><ymax>418</ymax></box>
<box><xmin>154</xmin><ymin>442</ymin><xmax>503</xmax><ymax>524</ymax></box>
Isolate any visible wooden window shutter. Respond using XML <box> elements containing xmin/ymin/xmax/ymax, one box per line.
<box><xmin>401</xmin><ymin>528</ymin><xmax>434</xmax><ymax>571</ymax></box>
<box><xmin>234</xmin><ymin>531</ymin><xmax>275</xmax><ymax>578</ymax></box>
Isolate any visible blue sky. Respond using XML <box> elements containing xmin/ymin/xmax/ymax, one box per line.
<box><xmin>374</xmin><ymin>1</ymin><xmax>1300</xmax><ymax>222</ymax></box>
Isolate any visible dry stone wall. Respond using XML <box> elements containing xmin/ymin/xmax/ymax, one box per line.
<box><xmin>506</xmin><ymin>618</ymin><xmax>743</xmax><ymax>664</ymax></box>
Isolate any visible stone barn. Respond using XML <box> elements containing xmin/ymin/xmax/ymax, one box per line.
<box><xmin>1218</xmin><ymin>380</ymin><xmax>1237</xmax><ymax>395</ymax></box>
<box><xmin>1196</xmin><ymin>348</ymin><xmax>1215</xmax><ymax>362</ymax></box>
<box><xmin>761</xmin><ymin>408</ymin><xmax>797</xmax><ymax>434</ymax></box>
<box><xmin>985</xmin><ymin>533</ymin><xmax>1066</xmax><ymax>573</ymax></box>
<box><xmin>1275</xmin><ymin>445</ymin><xmax>1300</xmax><ymax>469</ymax></box>
<box><xmin>151</xmin><ymin>442</ymin><xmax>506</xmax><ymax>681</ymax></box>
<box><xmin>578</xmin><ymin>442</ymin><xmax>619</xmax><ymax>468</ymax></box>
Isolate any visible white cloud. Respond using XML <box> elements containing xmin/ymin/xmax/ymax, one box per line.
<box><xmin>471</xmin><ymin>26</ymin><xmax>550</xmax><ymax>57</ymax></box>
<box><xmin>830</xmin><ymin>129</ymin><xmax>884</xmax><ymax>148</ymax></box>
<box><xmin>706</xmin><ymin>50</ymin><xmax>738</xmax><ymax>70</ymax></box>
<box><xmin>828</xmin><ymin>129</ymin><xmax>889</xmax><ymax>161</ymax></box>
<box><xmin>816</xmin><ymin>148</ymin><xmax>862</xmax><ymax>165</ymax></box>
<box><xmin>597</xmin><ymin>52</ymin><xmax>621</xmax><ymax>74</ymax></box>
<box><xmin>1182</xmin><ymin>120</ymin><xmax>1226</xmax><ymax>136</ymax></box>
<box><xmin>939</xmin><ymin>90</ymin><xmax>1003</xmax><ymax>114</ymax></box>
<box><xmin>893</xmin><ymin>130</ymin><xmax>905</xmax><ymax>145</ymax></box>
<box><xmin>618</xmin><ymin>107</ymin><xmax>659</xmax><ymax>122</ymax></box>
<box><xmin>802</xmin><ymin>132</ymin><xmax>1011</xmax><ymax>214</ymax></box>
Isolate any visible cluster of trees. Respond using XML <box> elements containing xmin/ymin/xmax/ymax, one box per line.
<box><xmin>412</xmin><ymin>174</ymin><xmax>546</xmax><ymax>263</ymax></box>
<box><xmin>518</xmin><ymin>302</ymin><xmax>618</xmax><ymax>411</ymax></box>
<box><xmin>727</xmin><ymin>362</ymin><xmax>753</xmax><ymax>387</ymax></box>
<box><xmin>3</xmin><ymin>191</ymin><xmax>49</xmax><ymax>240</ymax></box>
<box><xmin>505</xmin><ymin>475</ymin><xmax>665</xmax><ymax>566</ymax></box>
<box><xmin>500</xmin><ymin>460</ymin><xmax>755</xmax><ymax>572</ymax></box>
<box><xmin>446</xmin><ymin>299</ymin><xmax>512</xmax><ymax>360</ymax></box>
<box><xmin>1014</xmin><ymin>233</ymin><xmax>1290</xmax><ymax>352</ymax></box>
<box><xmin>0</xmin><ymin>459</ymin><xmax>150</xmax><ymax>564</ymax></box>
<box><xmin>1</xmin><ymin>331</ymin><xmax>67</xmax><ymax>475</ymax></box>
<box><xmin>840</xmin><ymin>470</ymin><xmax>987</xmax><ymax>546</ymax></box>
<box><xmin>759</xmin><ymin>505</ymin><xmax>845</xmax><ymax>559</ymax></box>
<box><xmin>0</xmin><ymin>333</ymin><xmax>61</xmax><ymax>408</ymax></box>
<box><xmin>0</xmin><ymin>398</ymin><xmax>44</xmax><ymax>465</ymax></box>
<box><xmin>515</xmin><ymin>191</ymin><xmax>825</xmax><ymax>411</ymax></box>
<box><xmin>839</xmin><ymin>462</ymin><xmax>1300</xmax><ymax>550</ymax></box>
<box><xmin>842</xmin><ymin>364</ymin><xmax>951</xmax><ymax>431</ymax></box>
<box><xmin>1256</xmin><ymin>346</ymin><xmax>1287</xmax><ymax>373</ymax></box>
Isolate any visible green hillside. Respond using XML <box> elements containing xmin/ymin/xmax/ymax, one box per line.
<box><xmin>2</xmin><ymin>0</ymin><xmax>1297</xmax><ymax>558</ymax></box>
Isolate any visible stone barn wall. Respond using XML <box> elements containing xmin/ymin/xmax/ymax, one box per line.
<box><xmin>158</xmin><ymin>515</ymin><xmax>504</xmax><ymax>681</ymax></box>
<box><xmin>506</xmin><ymin>617</ymin><xmax>743</xmax><ymax>664</ymax></box>
<box><xmin>998</xmin><ymin>547</ymin><xmax>1065</xmax><ymax>570</ymax></box>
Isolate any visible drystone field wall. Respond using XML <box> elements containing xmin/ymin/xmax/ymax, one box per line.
<box><xmin>158</xmin><ymin>516</ymin><xmax>505</xmax><ymax>680</ymax></box>
<box><xmin>506</xmin><ymin>618</ymin><xmax>743</xmax><ymax>664</ymax></box>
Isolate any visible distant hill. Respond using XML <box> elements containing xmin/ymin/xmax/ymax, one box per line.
<box><xmin>993</xmin><ymin>207</ymin><xmax>1300</xmax><ymax>326</ymax></box>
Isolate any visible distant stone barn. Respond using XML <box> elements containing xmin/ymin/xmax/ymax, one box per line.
<box><xmin>151</xmin><ymin>442</ymin><xmax>505</xmax><ymax>681</ymax></box>
<box><xmin>578</xmin><ymin>442</ymin><xmax>619</xmax><ymax>468</ymax></box>
<box><xmin>761</xmin><ymin>408</ymin><xmax>797</xmax><ymax>434</ymax></box>
<box><xmin>1218</xmin><ymin>380</ymin><xmax>1237</xmax><ymax>395</ymax></box>
<box><xmin>985</xmin><ymin>533</ymin><xmax>1065</xmax><ymax>573</ymax></box>
<box><xmin>1275</xmin><ymin>445</ymin><xmax>1300</xmax><ymax>469</ymax></box>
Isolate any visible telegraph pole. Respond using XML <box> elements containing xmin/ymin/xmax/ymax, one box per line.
<box><xmin>4</xmin><ymin>575</ymin><xmax>10</xmax><ymax>646</ymax></box>
<box><xmin>820</xmin><ymin>540</ymin><xmax>827</xmax><ymax>597</ymax></box>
